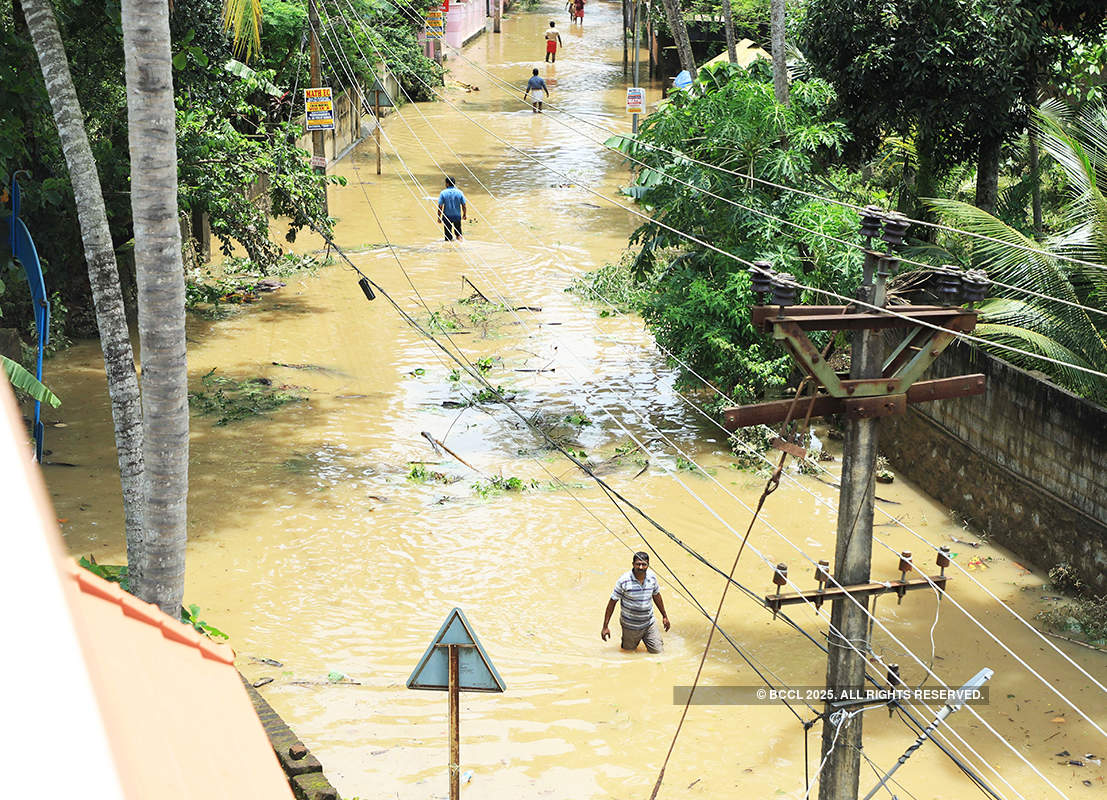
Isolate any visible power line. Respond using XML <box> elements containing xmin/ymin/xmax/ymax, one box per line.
<box><xmin>394</xmin><ymin>8</ymin><xmax>1107</xmax><ymax>280</ymax></box>
<box><xmin>309</xmin><ymin>17</ymin><xmax>1062</xmax><ymax>796</ymax></box>
<box><xmin>331</xmin><ymin>7</ymin><xmax>1107</xmax><ymax>382</ymax></box>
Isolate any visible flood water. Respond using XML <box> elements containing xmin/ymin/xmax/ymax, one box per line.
<box><xmin>42</xmin><ymin>3</ymin><xmax>1105</xmax><ymax>799</ymax></box>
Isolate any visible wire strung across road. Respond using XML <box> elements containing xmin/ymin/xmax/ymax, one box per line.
<box><xmin>348</xmin><ymin>6</ymin><xmax>1107</xmax><ymax>732</ymax></box>
<box><xmin>388</xmin><ymin>4</ymin><xmax>1107</xmax><ymax>280</ymax></box>
<box><xmin>334</xmin><ymin>5</ymin><xmax>1107</xmax><ymax>385</ymax></box>
<box><xmin>309</xmin><ymin>11</ymin><xmax>834</xmax><ymax>730</ymax></box>
<box><xmin>307</xmin><ymin>15</ymin><xmax>1049</xmax><ymax>796</ymax></box>
<box><xmin>378</xmin><ymin>15</ymin><xmax>1107</xmax><ymax>324</ymax></box>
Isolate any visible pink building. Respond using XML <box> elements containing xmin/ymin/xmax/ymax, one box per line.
<box><xmin>445</xmin><ymin>0</ymin><xmax>497</xmax><ymax>49</ymax></box>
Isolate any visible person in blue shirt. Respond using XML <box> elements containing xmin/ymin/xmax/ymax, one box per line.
<box><xmin>436</xmin><ymin>177</ymin><xmax>467</xmax><ymax>241</ymax></box>
<box><xmin>524</xmin><ymin>68</ymin><xmax>550</xmax><ymax>113</ymax></box>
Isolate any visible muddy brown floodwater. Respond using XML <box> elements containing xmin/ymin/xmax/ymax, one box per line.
<box><xmin>42</xmin><ymin>3</ymin><xmax>1105</xmax><ymax>799</ymax></box>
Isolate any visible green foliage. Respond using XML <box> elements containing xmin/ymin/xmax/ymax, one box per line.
<box><xmin>471</xmin><ymin>474</ymin><xmax>529</xmax><ymax>497</ymax></box>
<box><xmin>1038</xmin><ymin>562</ymin><xmax>1107</xmax><ymax>643</ymax></box>
<box><xmin>407</xmin><ymin>463</ymin><xmax>452</xmax><ymax>483</ymax></box>
<box><xmin>1</xmin><ymin>355</ymin><xmax>60</xmax><ymax>407</ymax></box>
<box><xmin>181</xmin><ymin>603</ymin><xmax>230</xmax><ymax>640</ymax></box>
<box><xmin>176</xmin><ymin>61</ymin><xmax>344</xmax><ymax>272</ymax></box>
<box><xmin>188</xmin><ymin>368</ymin><xmax>308</xmax><ymax>424</ymax></box>
<box><xmin>566</xmin><ymin>251</ymin><xmax>650</xmax><ymax>313</ymax></box>
<box><xmin>78</xmin><ymin>555</ymin><xmax>129</xmax><ymax>592</ymax></box>
<box><xmin>609</xmin><ymin>62</ymin><xmax>858</xmax><ymax>402</ymax></box>
<box><xmin>916</xmin><ymin>101</ymin><xmax>1107</xmax><ymax>401</ymax></box>
<box><xmin>797</xmin><ymin>1</ymin><xmax>1107</xmax><ymax>212</ymax></box>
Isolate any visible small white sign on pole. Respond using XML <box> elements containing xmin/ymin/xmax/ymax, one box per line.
<box><xmin>626</xmin><ymin>87</ymin><xmax>645</xmax><ymax>115</ymax></box>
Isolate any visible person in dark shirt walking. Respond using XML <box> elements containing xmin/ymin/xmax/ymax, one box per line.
<box><xmin>524</xmin><ymin>68</ymin><xmax>550</xmax><ymax>113</ymax></box>
<box><xmin>436</xmin><ymin>177</ymin><xmax>467</xmax><ymax>242</ymax></box>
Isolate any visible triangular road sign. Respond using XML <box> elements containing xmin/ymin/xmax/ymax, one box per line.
<box><xmin>406</xmin><ymin>608</ymin><xmax>506</xmax><ymax>693</ymax></box>
<box><xmin>367</xmin><ymin>78</ymin><xmax>394</xmax><ymax>108</ymax></box>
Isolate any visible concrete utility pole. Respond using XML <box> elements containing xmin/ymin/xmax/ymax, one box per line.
<box><xmin>307</xmin><ymin>0</ymin><xmax>328</xmax><ymax>213</ymax></box>
<box><xmin>817</xmin><ymin>226</ymin><xmax>895</xmax><ymax>800</ymax></box>
<box><xmin>723</xmin><ymin>208</ymin><xmax>993</xmax><ymax>800</ymax></box>
<box><xmin>494</xmin><ymin>0</ymin><xmax>501</xmax><ymax>33</ymax></box>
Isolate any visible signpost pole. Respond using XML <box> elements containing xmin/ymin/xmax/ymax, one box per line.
<box><xmin>494</xmin><ymin>0</ymin><xmax>501</xmax><ymax>33</ymax></box>
<box><xmin>374</xmin><ymin>94</ymin><xmax>382</xmax><ymax>175</ymax></box>
<box><xmin>632</xmin><ymin>0</ymin><xmax>640</xmax><ymax>135</ymax></box>
<box><xmin>307</xmin><ymin>0</ymin><xmax>328</xmax><ymax>214</ymax></box>
<box><xmin>448</xmin><ymin>644</ymin><xmax>460</xmax><ymax>800</ymax></box>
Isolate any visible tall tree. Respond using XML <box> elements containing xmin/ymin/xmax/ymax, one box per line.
<box><xmin>120</xmin><ymin>0</ymin><xmax>189</xmax><ymax>615</ymax></box>
<box><xmin>660</xmin><ymin>0</ymin><xmax>695</xmax><ymax>78</ymax></box>
<box><xmin>769</xmin><ymin>0</ymin><xmax>788</xmax><ymax>105</ymax></box>
<box><xmin>19</xmin><ymin>0</ymin><xmax>148</xmax><ymax>574</ymax></box>
<box><xmin>799</xmin><ymin>0</ymin><xmax>1107</xmax><ymax>215</ymax></box>
<box><xmin>720</xmin><ymin>0</ymin><xmax>737</xmax><ymax>64</ymax></box>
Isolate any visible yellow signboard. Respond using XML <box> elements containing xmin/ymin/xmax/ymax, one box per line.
<box><xmin>304</xmin><ymin>87</ymin><xmax>335</xmax><ymax>131</ymax></box>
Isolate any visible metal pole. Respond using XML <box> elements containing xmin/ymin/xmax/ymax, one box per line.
<box><xmin>307</xmin><ymin>0</ymin><xmax>328</xmax><ymax>213</ymax></box>
<box><xmin>818</xmin><ymin>238</ymin><xmax>887</xmax><ymax>800</ymax></box>
<box><xmin>494</xmin><ymin>0</ymin><xmax>501</xmax><ymax>33</ymax></box>
<box><xmin>374</xmin><ymin>95</ymin><xmax>382</xmax><ymax>175</ymax></box>
<box><xmin>861</xmin><ymin>669</ymin><xmax>994</xmax><ymax>800</ymax></box>
<box><xmin>632</xmin><ymin>1</ymin><xmax>640</xmax><ymax>135</ymax></box>
<box><xmin>448</xmin><ymin>644</ymin><xmax>460</xmax><ymax>800</ymax></box>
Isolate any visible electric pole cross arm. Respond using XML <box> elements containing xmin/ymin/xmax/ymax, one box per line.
<box><xmin>725</xmin><ymin>206</ymin><xmax>992</xmax><ymax>800</ymax></box>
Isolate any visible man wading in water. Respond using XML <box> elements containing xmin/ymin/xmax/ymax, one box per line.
<box><xmin>544</xmin><ymin>21</ymin><xmax>563</xmax><ymax>63</ymax></box>
<box><xmin>436</xmin><ymin>176</ymin><xmax>467</xmax><ymax>241</ymax></box>
<box><xmin>601</xmin><ymin>552</ymin><xmax>670</xmax><ymax>653</ymax></box>
<box><xmin>524</xmin><ymin>68</ymin><xmax>550</xmax><ymax>113</ymax></box>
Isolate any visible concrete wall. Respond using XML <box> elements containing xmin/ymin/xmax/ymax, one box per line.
<box><xmin>881</xmin><ymin>344</ymin><xmax>1107</xmax><ymax>592</ymax></box>
<box><xmin>446</xmin><ymin>0</ymin><xmax>492</xmax><ymax>49</ymax></box>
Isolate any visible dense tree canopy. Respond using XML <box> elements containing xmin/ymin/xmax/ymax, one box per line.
<box><xmin>1</xmin><ymin>0</ymin><xmax>440</xmax><ymax>336</ymax></box>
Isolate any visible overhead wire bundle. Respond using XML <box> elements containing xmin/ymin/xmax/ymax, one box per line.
<box><xmin>298</xmin><ymin>4</ymin><xmax>1102</xmax><ymax>796</ymax></box>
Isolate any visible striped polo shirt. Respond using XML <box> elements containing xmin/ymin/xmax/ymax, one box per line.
<box><xmin>611</xmin><ymin>569</ymin><xmax>660</xmax><ymax>630</ymax></box>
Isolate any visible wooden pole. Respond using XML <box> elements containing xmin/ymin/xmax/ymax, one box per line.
<box><xmin>448</xmin><ymin>644</ymin><xmax>460</xmax><ymax>800</ymax></box>
<box><xmin>374</xmin><ymin>94</ymin><xmax>382</xmax><ymax>175</ymax></box>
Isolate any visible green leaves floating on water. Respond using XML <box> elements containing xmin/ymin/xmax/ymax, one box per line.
<box><xmin>189</xmin><ymin>368</ymin><xmax>308</xmax><ymax>425</ymax></box>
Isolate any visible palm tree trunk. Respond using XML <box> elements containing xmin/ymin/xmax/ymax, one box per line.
<box><xmin>770</xmin><ymin>0</ymin><xmax>788</xmax><ymax>105</ymax></box>
<box><xmin>19</xmin><ymin>0</ymin><xmax>148</xmax><ymax>575</ymax></box>
<box><xmin>720</xmin><ymin>0</ymin><xmax>737</xmax><ymax>64</ymax></box>
<box><xmin>660</xmin><ymin>0</ymin><xmax>695</xmax><ymax>79</ymax></box>
<box><xmin>120</xmin><ymin>0</ymin><xmax>189</xmax><ymax>616</ymax></box>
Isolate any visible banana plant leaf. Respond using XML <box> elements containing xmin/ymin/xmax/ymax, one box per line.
<box><xmin>2</xmin><ymin>355</ymin><xmax>60</xmax><ymax>407</ymax></box>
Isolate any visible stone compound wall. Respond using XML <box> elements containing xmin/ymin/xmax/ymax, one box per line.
<box><xmin>881</xmin><ymin>344</ymin><xmax>1107</xmax><ymax>592</ymax></box>
<box><xmin>242</xmin><ymin>676</ymin><xmax>343</xmax><ymax>800</ymax></box>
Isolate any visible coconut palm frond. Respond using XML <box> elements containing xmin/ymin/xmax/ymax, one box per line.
<box><xmin>1036</xmin><ymin>112</ymin><xmax>1100</xmax><ymax>206</ymax></box>
<box><xmin>924</xmin><ymin>198</ymin><xmax>1077</xmax><ymax>294</ymax></box>
<box><xmin>981</xmin><ymin>297</ymin><xmax>1107</xmax><ymax>364</ymax></box>
<box><xmin>222</xmin><ymin>0</ymin><xmax>263</xmax><ymax>62</ymax></box>
<box><xmin>973</xmin><ymin>322</ymin><xmax>1107</xmax><ymax>400</ymax></box>
<box><xmin>1073</xmin><ymin>104</ymin><xmax>1107</xmax><ymax>177</ymax></box>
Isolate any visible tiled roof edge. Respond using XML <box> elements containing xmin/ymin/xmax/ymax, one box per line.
<box><xmin>65</xmin><ymin>559</ymin><xmax>235</xmax><ymax>665</ymax></box>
